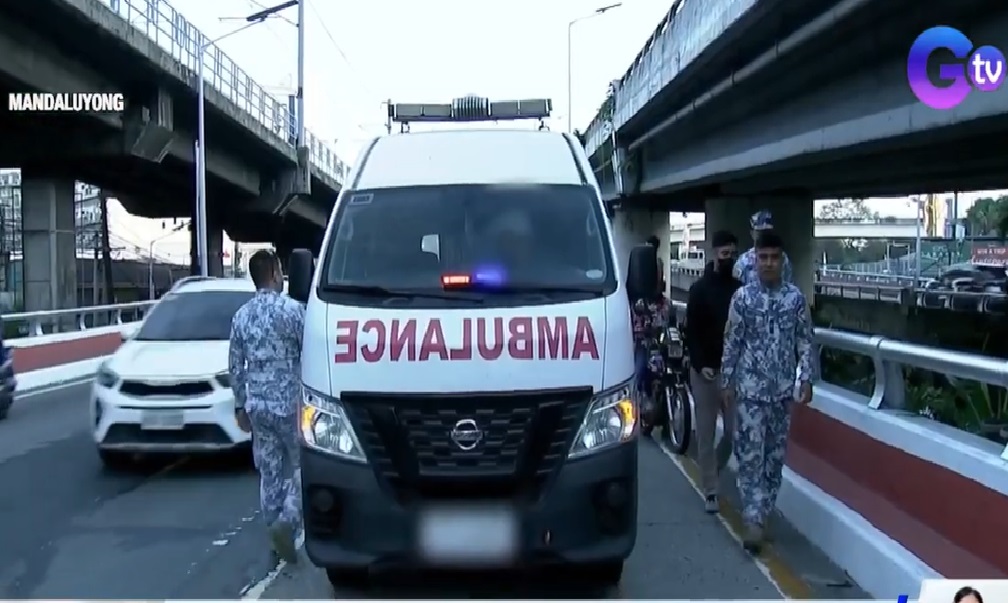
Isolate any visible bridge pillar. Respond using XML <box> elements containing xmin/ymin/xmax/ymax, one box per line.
<box><xmin>705</xmin><ymin>195</ymin><xmax>814</xmax><ymax>298</ymax></box>
<box><xmin>188</xmin><ymin>213</ymin><xmax>225</xmax><ymax>277</ymax></box>
<box><xmin>20</xmin><ymin>174</ymin><xmax>78</xmax><ymax>314</ymax></box>
<box><xmin>610</xmin><ymin>207</ymin><xmax>671</xmax><ymax>295</ymax></box>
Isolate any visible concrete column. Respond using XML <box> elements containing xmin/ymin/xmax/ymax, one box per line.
<box><xmin>207</xmin><ymin>227</ymin><xmax>224</xmax><ymax>277</ymax></box>
<box><xmin>20</xmin><ymin>175</ymin><xmax>78</xmax><ymax>313</ymax></box>
<box><xmin>705</xmin><ymin>195</ymin><xmax>814</xmax><ymax>300</ymax></box>
<box><xmin>610</xmin><ymin>207</ymin><xmax>671</xmax><ymax>296</ymax></box>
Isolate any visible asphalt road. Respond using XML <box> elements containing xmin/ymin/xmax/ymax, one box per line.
<box><xmin>0</xmin><ymin>382</ymin><xmax>866</xmax><ymax>599</ymax></box>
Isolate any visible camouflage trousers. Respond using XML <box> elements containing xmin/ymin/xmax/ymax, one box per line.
<box><xmin>248</xmin><ymin>406</ymin><xmax>301</xmax><ymax>529</ymax></box>
<box><xmin>734</xmin><ymin>398</ymin><xmax>793</xmax><ymax>527</ymax></box>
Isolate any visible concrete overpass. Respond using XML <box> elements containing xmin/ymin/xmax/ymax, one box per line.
<box><xmin>0</xmin><ymin>0</ymin><xmax>348</xmax><ymax>310</ymax></box>
<box><xmin>580</xmin><ymin>0</ymin><xmax>1008</xmax><ymax>309</ymax></box>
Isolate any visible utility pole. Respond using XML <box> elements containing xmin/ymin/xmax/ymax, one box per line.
<box><xmin>99</xmin><ymin>190</ymin><xmax>114</xmax><ymax>304</ymax></box>
<box><xmin>92</xmin><ymin>233</ymin><xmax>99</xmax><ymax>306</ymax></box>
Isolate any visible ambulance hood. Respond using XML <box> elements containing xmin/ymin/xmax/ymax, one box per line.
<box><xmin>305</xmin><ymin>299</ymin><xmax>616</xmax><ymax>395</ymax></box>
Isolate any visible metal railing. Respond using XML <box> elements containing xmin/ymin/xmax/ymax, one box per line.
<box><xmin>668</xmin><ymin>300</ymin><xmax>1008</xmax><ymax>460</ymax></box>
<box><xmin>668</xmin><ymin>267</ymin><xmax>1008</xmax><ymax>313</ymax></box>
<box><xmin>100</xmin><ymin>0</ymin><xmax>348</xmax><ymax>184</ymax></box>
<box><xmin>583</xmin><ymin>0</ymin><xmax>760</xmax><ymax>153</ymax></box>
<box><xmin>2</xmin><ymin>301</ymin><xmax>156</xmax><ymax>338</ymax></box>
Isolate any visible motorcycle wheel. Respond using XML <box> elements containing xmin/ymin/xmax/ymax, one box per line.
<box><xmin>664</xmin><ymin>383</ymin><xmax>692</xmax><ymax>455</ymax></box>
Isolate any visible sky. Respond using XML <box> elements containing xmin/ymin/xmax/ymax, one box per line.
<box><xmin>109</xmin><ymin>0</ymin><xmax>673</xmax><ymax>261</ymax></box>
<box><xmin>95</xmin><ymin>0</ymin><xmax>1007</xmax><ymax>258</ymax></box>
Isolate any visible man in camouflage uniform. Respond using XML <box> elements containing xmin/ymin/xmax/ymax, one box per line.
<box><xmin>720</xmin><ymin>231</ymin><xmax>813</xmax><ymax>553</ymax></box>
<box><xmin>734</xmin><ymin>210</ymin><xmax>793</xmax><ymax>285</ymax></box>
<box><xmin>229</xmin><ymin>249</ymin><xmax>306</xmax><ymax>563</ymax></box>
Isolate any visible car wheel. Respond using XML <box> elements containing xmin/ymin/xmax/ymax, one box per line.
<box><xmin>98</xmin><ymin>449</ymin><xmax>135</xmax><ymax>472</ymax></box>
<box><xmin>326</xmin><ymin>566</ymin><xmax>370</xmax><ymax>591</ymax></box>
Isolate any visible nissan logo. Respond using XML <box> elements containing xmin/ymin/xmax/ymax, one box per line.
<box><xmin>450</xmin><ymin>418</ymin><xmax>484</xmax><ymax>451</ymax></box>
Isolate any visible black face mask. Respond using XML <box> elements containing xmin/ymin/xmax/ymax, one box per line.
<box><xmin>716</xmin><ymin>257</ymin><xmax>735</xmax><ymax>275</ymax></box>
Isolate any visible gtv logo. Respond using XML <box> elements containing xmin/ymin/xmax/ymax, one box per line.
<box><xmin>907</xmin><ymin>26</ymin><xmax>1005</xmax><ymax>110</ymax></box>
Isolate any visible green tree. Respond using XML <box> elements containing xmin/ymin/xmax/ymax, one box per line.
<box><xmin>966</xmin><ymin>195</ymin><xmax>1008</xmax><ymax>236</ymax></box>
<box><xmin>818</xmin><ymin>198</ymin><xmax>880</xmax><ymax>221</ymax></box>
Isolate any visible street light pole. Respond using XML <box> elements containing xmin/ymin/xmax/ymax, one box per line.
<box><xmin>566</xmin><ymin>3</ymin><xmax>622</xmax><ymax>133</ymax></box>
<box><xmin>195</xmin><ymin>0</ymin><xmax>297</xmax><ymax>276</ymax></box>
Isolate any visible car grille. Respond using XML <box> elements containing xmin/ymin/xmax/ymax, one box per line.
<box><xmin>119</xmin><ymin>380</ymin><xmax>214</xmax><ymax>397</ymax></box>
<box><xmin>104</xmin><ymin>424</ymin><xmax>231</xmax><ymax>445</ymax></box>
<box><xmin>341</xmin><ymin>388</ymin><xmax>592</xmax><ymax>502</ymax></box>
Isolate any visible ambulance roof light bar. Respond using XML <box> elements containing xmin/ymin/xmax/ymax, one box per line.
<box><xmin>388</xmin><ymin>96</ymin><xmax>552</xmax><ymax>132</ymax></box>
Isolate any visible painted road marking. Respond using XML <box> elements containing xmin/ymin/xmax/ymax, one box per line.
<box><xmin>655</xmin><ymin>439</ymin><xmax>813</xmax><ymax>599</ymax></box>
<box><xmin>241</xmin><ymin>531</ymin><xmax>305</xmax><ymax>599</ymax></box>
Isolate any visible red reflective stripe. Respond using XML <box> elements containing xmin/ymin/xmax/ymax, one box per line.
<box><xmin>11</xmin><ymin>332</ymin><xmax>123</xmax><ymax>372</ymax></box>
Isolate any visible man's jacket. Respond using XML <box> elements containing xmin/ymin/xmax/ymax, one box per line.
<box><xmin>228</xmin><ymin>289</ymin><xmax>306</xmax><ymax>416</ymax></box>
<box><xmin>685</xmin><ymin>261</ymin><xmax>741</xmax><ymax>371</ymax></box>
<box><xmin>720</xmin><ymin>280</ymin><xmax>813</xmax><ymax>403</ymax></box>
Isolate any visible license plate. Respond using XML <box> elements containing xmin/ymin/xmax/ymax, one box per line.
<box><xmin>418</xmin><ymin>505</ymin><xmax>518</xmax><ymax>565</ymax></box>
<box><xmin>140</xmin><ymin>410</ymin><xmax>184</xmax><ymax>430</ymax></box>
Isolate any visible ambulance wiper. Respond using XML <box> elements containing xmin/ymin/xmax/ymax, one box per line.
<box><xmin>321</xmin><ymin>283</ymin><xmax>484</xmax><ymax>302</ymax></box>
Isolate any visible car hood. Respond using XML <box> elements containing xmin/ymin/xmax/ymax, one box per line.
<box><xmin>107</xmin><ymin>340</ymin><xmax>229</xmax><ymax>380</ymax></box>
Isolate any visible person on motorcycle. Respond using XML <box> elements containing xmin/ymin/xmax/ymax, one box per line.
<box><xmin>630</xmin><ymin>256</ymin><xmax>671</xmax><ymax>406</ymax></box>
<box><xmin>720</xmin><ymin>230</ymin><xmax>813</xmax><ymax>553</ymax></box>
<box><xmin>685</xmin><ymin>230</ymin><xmax>741</xmax><ymax>514</ymax></box>
<box><xmin>0</xmin><ymin>315</ymin><xmax>15</xmax><ymax>418</ymax></box>
<box><xmin>734</xmin><ymin>211</ymin><xmax>793</xmax><ymax>285</ymax></box>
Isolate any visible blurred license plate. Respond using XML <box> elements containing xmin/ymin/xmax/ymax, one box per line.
<box><xmin>418</xmin><ymin>505</ymin><xmax>518</xmax><ymax>565</ymax></box>
<box><xmin>141</xmin><ymin>410</ymin><xmax>184</xmax><ymax>430</ymax></box>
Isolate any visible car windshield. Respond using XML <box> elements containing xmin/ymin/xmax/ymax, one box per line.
<box><xmin>134</xmin><ymin>290</ymin><xmax>254</xmax><ymax>341</ymax></box>
<box><xmin>319</xmin><ymin>183</ymin><xmax>614</xmax><ymax>306</ymax></box>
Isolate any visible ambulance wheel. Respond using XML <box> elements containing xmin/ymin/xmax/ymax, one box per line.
<box><xmin>580</xmin><ymin>560</ymin><xmax>624</xmax><ymax>587</ymax></box>
<box><xmin>98</xmin><ymin>449</ymin><xmax>135</xmax><ymax>472</ymax></box>
<box><xmin>326</xmin><ymin>566</ymin><xmax>370</xmax><ymax>590</ymax></box>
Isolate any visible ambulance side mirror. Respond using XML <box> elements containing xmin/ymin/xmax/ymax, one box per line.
<box><xmin>626</xmin><ymin>244</ymin><xmax>659</xmax><ymax>301</ymax></box>
<box><xmin>287</xmin><ymin>248</ymin><xmax>314</xmax><ymax>303</ymax></box>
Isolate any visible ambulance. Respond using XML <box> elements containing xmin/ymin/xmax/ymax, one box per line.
<box><xmin>286</xmin><ymin>97</ymin><xmax>655</xmax><ymax>588</ymax></box>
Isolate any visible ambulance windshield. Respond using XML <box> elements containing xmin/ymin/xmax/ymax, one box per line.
<box><xmin>320</xmin><ymin>183</ymin><xmax>615</xmax><ymax>304</ymax></box>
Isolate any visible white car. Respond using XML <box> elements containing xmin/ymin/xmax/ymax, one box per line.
<box><xmin>90</xmin><ymin>278</ymin><xmax>256</xmax><ymax>468</ymax></box>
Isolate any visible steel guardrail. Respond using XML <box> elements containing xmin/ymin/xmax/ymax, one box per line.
<box><xmin>2</xmin><ymin>301</ymin><xmax>156</xmax><ymax>337</ymax></box>
<box><xmin>101</xmin><ymin>0</ymin><xmax>348</xmax><ymax>184</ymax></box>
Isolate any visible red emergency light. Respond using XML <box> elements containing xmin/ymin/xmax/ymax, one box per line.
<box><xmin>441</xmin><ymin>274</ymin><xmax>472</xmax><ymax>287</ymax></box>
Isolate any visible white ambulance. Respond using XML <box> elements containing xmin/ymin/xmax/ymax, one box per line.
<box><xmin>286</xmin><ymin>97</ymin><xmax>656</xmax><ymax>588</ymax></box>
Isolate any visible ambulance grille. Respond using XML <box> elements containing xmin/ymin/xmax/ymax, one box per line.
<box><xmin>341</xmin><ymin>388</ymin><xmax>591</xmax><ymax>502</ymax></box>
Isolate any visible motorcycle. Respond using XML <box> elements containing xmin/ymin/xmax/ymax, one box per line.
<box><xmin>639</xmin><ymin>323</ymin><xmax>693</xmax><ymax>454</ymax></box>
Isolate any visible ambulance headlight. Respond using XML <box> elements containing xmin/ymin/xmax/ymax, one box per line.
<box><xmin>299</xmin><ymin>386</ymin><xmax>366</xmax><ymax>463</ymax></box>
<box><xmin>568</xmin><ymin>380</ymin><xmax>637</xmax><ymax>459</ymax></box>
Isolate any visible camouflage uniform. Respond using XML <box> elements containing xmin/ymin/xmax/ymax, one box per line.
<box><xmin>733</xmin><ymin>247</ymin><xmax>793</xmax><ymax>286</ymax></box>
<box><xmin>229</xmin><ymin>289</ymin><xmax>306</xmax><ymax>531</ymax></box>
<box><xmin>720</xmin><ymin>280</ymin><xmax>813</xmax><ymax>528</ymax></box>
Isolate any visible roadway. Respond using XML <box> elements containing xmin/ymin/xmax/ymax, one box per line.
<box><xmin>0</xmin><ymin>381</ymin><xmax>867</xmax><ymax>599</ymax></box>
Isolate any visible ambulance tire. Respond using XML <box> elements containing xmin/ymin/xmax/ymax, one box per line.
<box><xmin>326</xmin><ymin>566</ymin><xmax>370</xmax><ymax>590</ymax></box>
<box><xmin>580</xmin><ymin>560</ymin><xmax>623</xmax><ymax>587</ymax></box>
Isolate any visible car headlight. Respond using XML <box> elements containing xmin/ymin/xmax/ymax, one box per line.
<box><xmin>215</xmin><ymin>372</ymin><xmax>231</xmax><ymax>388</ymax></box>
<box><xmin>568</xmin><ymin>380</ymin><xmax>637</xmax><ymax>459</ymax></box>
<box><xmin>95</xmin><ymin>364</ymin><xmax>119</xmax><ymax>388</ymax></box>
<box><xmin>299</xmin><ymin>386</ymin><xmax>366</xmax><ymax>463</ymax></box>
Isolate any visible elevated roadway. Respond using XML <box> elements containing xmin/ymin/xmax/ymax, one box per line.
<box><xmin>583</xmin><ymin>0</ymin><xmax>1008</xmax><ymax>206</ymax></box>
<box><xmin>0</xmin><ymin>0</ymin><xmax>346</xmax><ymax>251</ymax></box>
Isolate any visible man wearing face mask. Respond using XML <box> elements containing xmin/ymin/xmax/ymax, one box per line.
<box><xmin>229</xmin><ymin>249</ymin><xmax>306</xmax><ymax>564</ymax></box>
<box><xmin>685</xmin><ymin>230</ymin><xmax>741</xmax><ymax>513</ymax></box>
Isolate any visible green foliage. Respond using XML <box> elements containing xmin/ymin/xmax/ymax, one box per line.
<box><xmin>965</xmin><ymin>194</ymin><xmax>1008</xmax><ymax>237</ymax></box>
